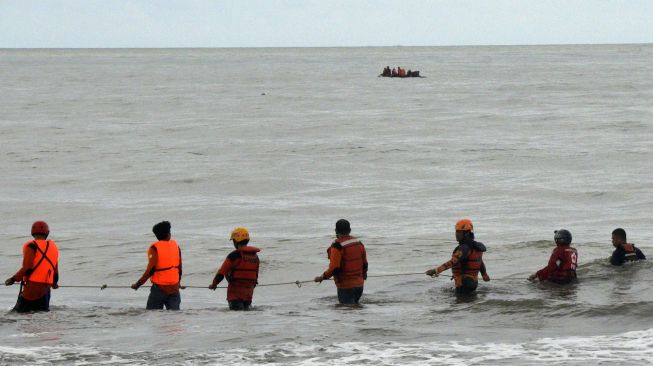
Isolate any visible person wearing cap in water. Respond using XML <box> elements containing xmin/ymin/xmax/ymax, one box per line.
<box><xmin>131</xmin><ymin>221</ymin><xmax>183</xmax><ymax>310</ymax></box>
<box><xmin>314</xmin><ymin>219</ymin><xmax>368</xmax><ymax>305</ymax></box>
<box><xmin>4</xmin><ymin>221</ymin><xmax>60</xmax><ymax>313</ymax></box>
<box><xmin>425</xmin><ymin>218</ymin><xmax>490</xmax><ymax>295</ymax></box>
<box><xmin>209</xmin><ymin>227</ymin><xmax>261</xmax><ymax>311</ymax></box>
<box><xmin>610</xmin><ymin>228</ymin><xmax>645</xmax><ymax>266</ymax></box>
<box><xmin>528</xmin><ymin>229</ymin><xmax>577</xmax><ymax>284</ymax></box>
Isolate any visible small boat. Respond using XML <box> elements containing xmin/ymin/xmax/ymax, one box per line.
<box><xmin>379</xmin><ymin>68</ymin><xmax>424</xmax><ymax>78</ymax></box>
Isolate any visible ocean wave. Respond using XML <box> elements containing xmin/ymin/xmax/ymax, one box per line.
<box><xmin>1</xmin><ymin>328</ymin><xmax>652</xmax><ymax>365</ymax></box>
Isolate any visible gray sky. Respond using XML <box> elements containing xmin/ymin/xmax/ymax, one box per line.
<box><xmin>1</xmin><ymin>0</ymin><xmax>652</xmax><ymax>48</ymax></box>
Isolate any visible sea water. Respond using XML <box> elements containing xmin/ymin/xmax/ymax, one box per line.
<box><xmin>1</xmin><ymin>46</ymin><xmax>652</xmax><ymax>364</ymax></box>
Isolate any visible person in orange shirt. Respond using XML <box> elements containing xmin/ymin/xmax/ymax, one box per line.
<box><xmin>5</xmin><ymin>221</ymin><xmax>59</xmax><ymax>313</ymax></box>
<box><xmin>131</xmin><ymin>221</ymin><xmax>182</xmax><ymax>310</ymax></box>
<box><xmin>426</xmin><ymin>219</ymin><xmax>490</xmax><ymax>295</ymax></box>
<box><xmin>314</xmin><ymin>219</ymin><xmax>368</xmax><ymax>305</ymax></box>
<box><xmin>209</xmin><ymin>227</ymin><xmax>261</xmax><ymax>310</ymax></box>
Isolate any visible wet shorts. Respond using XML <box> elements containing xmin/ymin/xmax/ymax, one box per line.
<box><xmin>13</xmin><ymin>291</ymin><xmax>51</xmax><ymax>313</ymax></box>
<box><xmin>455</xmin><ymin>278</ymin><xmax>478</xmax><ymax>295</ymax></box>
<box><xmin>337</xmin><ymin>287</ymin><xmax>363</xmax><ymax>304</ymax></box>
<box><xmin>146</xmin><ymin>284</ymin><xmax>181</xmax><ymax>310</ymax></box>
<box><xmin>229</xmin><ymin>300</ymin><xmax>252</xmax><ymax>311</ymax></box>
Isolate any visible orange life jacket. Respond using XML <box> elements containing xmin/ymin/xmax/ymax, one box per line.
<box><xmin>22</xmin><ymin>239</ymin><xmax>59</xmax><ymax>285</ymax></box>
<box><xmin>331</xmin><ymin>236</ymin><xmax>366</xmax><ymax>287</ymax></box>
<box><xmin>623</xmin><ymin>243</ymin><xmax>638</xmax><ymax>262</ymax></box>
<box><xmin>150</xmin><ymin>240</ymin><xmax>181</xmax><ymax>285</ymax></box>
<box><xmin>451</xmin><ymin>247</ymin><xmax>483</xmax><ymax>287</ymax></box>
<box><xmin>228</xmin><ymin>246</ymin><xmax>260</xmax><ymax>287</ymax></box>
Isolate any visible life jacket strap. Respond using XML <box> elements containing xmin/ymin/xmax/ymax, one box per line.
<box><xmin>153</xmin><ymin>265</ymin><xmax>179</xmax><ymax>272</ymax></box>
<box><xmin>26</xmin><ymin>240</ymin><xmax>54</xmax><ymax>277</ymax></box>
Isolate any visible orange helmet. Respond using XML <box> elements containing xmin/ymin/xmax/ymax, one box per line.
<box><xmin>230</xmin><ymin>227</ymin><xmax>250</xmax><ymax>242</ymax></box>
<box><xmin>455</xmin><ymin>219</ymin><xmax>473</xmax><ymax>232</ymax></box>
<box><xmin>31</xmin><ymin>221</ymin><xmax>50</xmax><ymax>236</ymax></box>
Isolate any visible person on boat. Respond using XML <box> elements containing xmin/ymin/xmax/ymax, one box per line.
<box><xmin>425</xmin><ymin>219</ymin><xmax>490</xmax><ymax>294</ymax></box>
<box><xmin>391</xmin><ymin>68</ymin><xmax>397</xmax><ymax>77</ymax></box>
<box><xmin>4</xmin><ymin>221</ymin><xmax>59</xmax><ymax>313</ymax></box>
<box><xmin>610</xmin><ymin>228</ymin><xmax>645</xmax><ymax>266</ymax></box>
<box><xmin>209</xmin><ymin>227</ymin><xmax>261</xmax><ymax>311</ymax></box>
<box><xmin>131</xmin><ymin>221</ymin><xmax>182</xmax><ymax>310</ymax></box>
<box><xmin>315</xmin><ymin>219</ymin><xmax>368</xmax><ymax>305</ymax></box>
<box><xmin>398</xmin><ymin>67</ymin><xmax>406</xmax><ymax>77</ymax></box>
<box><xmin>382</xmin><ymin>66</ymin><xmax>391</xmax><ymax>76</ymax></box>
<box><xmin>528</xmin><ymin>229</ymin><xmax>577</xmax><ymax>284</ymax></box>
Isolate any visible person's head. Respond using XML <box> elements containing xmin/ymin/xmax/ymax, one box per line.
<box><xmin>31</xmin><ymin>221</ymin><xmax>50</xmax><ymax>239</ymax></box>
<box><xmin>554</xmin><ymin>229</ymin><xmax>572</xmax><ymax>246</ymax></box>
<box><xmin>612</xmin><ymin>228</ymin><xmax>627</xmax><ymax>247</ymax></box>
<box><xmin>455</xmin><ymin>218</ymin><xmax>474</xmax><ymax>243</ymax></box>
<box><xmin>230</xmin><ymin>227</ymin><xmax>250</xmax><ymax>248</ymax></box>
<box><xmin>152</xmin><ymin>221</ymin><xmax>171</xmax><ymax>241</ymax></box>
<box><xmin>335</xmin><ymin>219</ymin><xmax>351</xmax><ymax>237</ymax></box>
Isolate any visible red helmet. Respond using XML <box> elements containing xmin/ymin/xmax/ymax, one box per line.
<box><xmin>31</xmin><ymin>221</ymin><xmax>50</xmax><ymax>236</ymax></box>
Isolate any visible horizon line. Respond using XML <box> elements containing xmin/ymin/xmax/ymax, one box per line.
<box><xmin>1</xmin><ymin>42</ymin><xmax>652</xmax><ymax>50</ymax></box>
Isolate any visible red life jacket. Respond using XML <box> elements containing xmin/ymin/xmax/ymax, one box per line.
<box><xmin>23</xmin><ymin>239</ymin><xmax>59</xmax><ymax>285</ymax></box>
<box><xmin>549</xmin><ymin>246</ymin><xmax>578</xmax><ymax>283</ymax></box>
<box><xmin>228</xmin><ymin>246</ymin><xmax>260</xmax><ymax>287</ymax></box>
<box><xmin>150</xmin><ymin>240</ymin><xmax>181</xmax><ymax>285</ymax></box>
<box><xmin>451</xmin><ymin>246</ymin><xmax>484</xmax><ymax>287</ymax></box>
<box><xmin>331</xmin><ymin>236</ymin><xmax>366</xmax><ymax>287</ymax></box>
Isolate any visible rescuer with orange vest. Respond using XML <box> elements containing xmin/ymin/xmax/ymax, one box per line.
<box><xmin>426</xmin><ymin>219</ymin><xmax>490</xmax><ymax>295</ymax></box>
<box><xmin>4</xmin><ymin>221</ymin><xmax>60</xmax><ymax>313</ymax></box>
<box><xmin>314</xmin><ymin>219</ymin><xmax>368</xmax><ymax>305</ymax></box>
<box><xmin>610</xmin><ymin>228</ymin><xmax>645</xmax><ymax>266</ymax></box>
<box><xmin>131</xmin><ymin>221</ymin><xmax>183</xmax><ymax>310</ymax></box>
<box><xmin>209</xmin><ymin>227</ymin><xmax>261</xmax><ymax>311</ymax></box>
<box><xmin>528</xmin><ymin>229</ymin><xmax>578</xmax><ymax>284</ymax></box>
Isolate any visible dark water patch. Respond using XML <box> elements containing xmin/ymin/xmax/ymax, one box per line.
<box><xmin>0</xmin><ymin>317</ymin><xmax>19</xmax><ymax>324</ymax></box>
<box><xmin>333</xmin><ymin>303</ymin><xmax>364</xmax><ymax>310</ymax></box>
<box><xmin>472</xmin><ymin>298</ymin><xmax>550</xmax><ymax>315</ymax></box>
<box><xmin>577</xmin><ymin>257</ymin><xmax>653</xmax><ymax>279</ymax></box>
<box><xmin>358</xmin><ymin>327</ymin><xmax>402</xmax><ymax>336</ymax></box>
<box><xmin>106</xmin><ymin>307</ymin><xmax>148</xmax><ymax>317</ymax></box>
<box><xmin>360</xmin><ymin>295</ymin><xmax>404</xmax><ymax>306</ymax></box>
<box><xmin>171</xmin><ymin>178</ymin><xmax>201</xmax><ymax>184</ymax></box>
<box><xmin>314</xmin><ymin>295</ymin><xmax>339</xmax><ymax>305</ymax></box>
<box><xmin>379</xmin><ymin>148</ymin><xmax>409</xmax><ymax>153</ymax></box>
<box><xmin>503</xmin><ymin>240</ymin><xmax>555</xmax><ymax>250</ymax></box>
<box><xmin>568</xmin><ymin>301</ymin><xmax>653</xmax><ymax>318</ymax></box>
<box><xmin>54</xmin><ymin>237</ymin><xmax>81</xmax><ymax>244</ymax></box>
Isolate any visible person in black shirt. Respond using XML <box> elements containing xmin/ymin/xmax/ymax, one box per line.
<box><xmin>610</xmin><ymin>228</ymin><xmax>645</xmax><ymax>266</ymax></box>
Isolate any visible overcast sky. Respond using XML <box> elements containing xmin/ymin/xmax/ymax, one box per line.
<box><xmin>1</xmin><ymin>0</ymin><xmax>652</xmax><ymax>48</ymax></box>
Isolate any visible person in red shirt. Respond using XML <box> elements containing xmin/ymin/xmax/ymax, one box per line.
<box><xmin>529</xmin><ymin>229</ymin><xmax>578</xmax><ymax>284</ymax></box>
<box><xmin>131</xmin><ymin>221</ymin><xmax>182</xmax><ymax>310</ymax></box>
<box><xmin>4</xmin><ymin>221</ymin><xmax>60</xmax><ymax>313</ymax></box>
<box><xmin>314</xmin><ymin>219</ymin><xmax>368</xmax><ymax>305</ymax></box>
<box><xmin>209</xmin><ymin>227</ymin><xmax>261</xmax><ymax>311</ymax></box>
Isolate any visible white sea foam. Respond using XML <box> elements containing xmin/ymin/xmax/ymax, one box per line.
<box><xmin>4</xmin><ymin>329</ymin><xmax>650</xmax><ymax>365</ymax></box>
<box><xmin>216</xmin><ymin>328</ymin><xmax>653</xmax><ymax>365</ymax></box>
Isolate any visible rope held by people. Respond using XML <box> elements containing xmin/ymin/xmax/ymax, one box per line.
<box><xmin>53</xmin><ymin>271</ymin><xmax>443</xmax><ymax>290</ymax></box>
